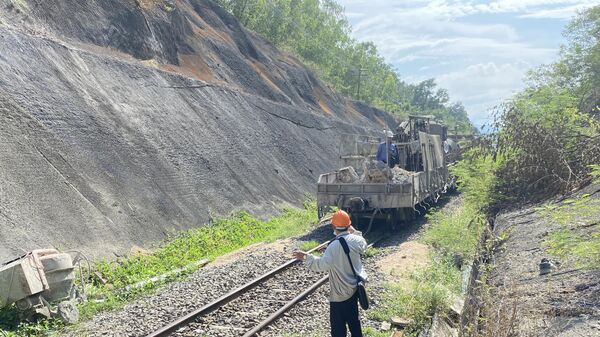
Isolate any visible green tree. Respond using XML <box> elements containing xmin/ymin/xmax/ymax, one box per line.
<box><xmin>490</xmin><ymin>6</ymin><xmax>600</xmax><ymax>201</ymax></box>
<box><xmin>213</xmin><ymin>0</ymin><xmax>475</xmax><ymax>132</ymax></box>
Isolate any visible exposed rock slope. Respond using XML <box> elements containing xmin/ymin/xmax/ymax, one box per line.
<box><xmin>0</xmin><ymin>0</ymin><xmax>395</xmax><ymax>260</ymax></box>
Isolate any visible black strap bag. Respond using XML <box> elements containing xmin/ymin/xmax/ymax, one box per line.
<box><xmin>338</xmin><ymin>237</ymin><xmax>369</xmax><ymax>310</ymax></box>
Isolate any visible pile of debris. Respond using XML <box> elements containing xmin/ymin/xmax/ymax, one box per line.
<box><xmin>336</xmin><ymin>166</ymin><xmax>361</xmax><ymax>183</ymax></box>
<box><xmin>391</xmin><ymin>166</ymin><xmax>412</xmax><ymax>184</ymax></box>
<box><xmin>334</xmin><ymin>160</ymin><xmax>414</xmax><ymax>184</ymax></box>
<box><xmin>361</xmin><ymin>160</ymin><xmax>391</xmax><ymax>183</ymax></box>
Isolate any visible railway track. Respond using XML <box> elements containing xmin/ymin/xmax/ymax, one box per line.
<box><xmin>146</xmin><ymin>237</ymin><xmax>381</xmax><ymax>337</ymax></box>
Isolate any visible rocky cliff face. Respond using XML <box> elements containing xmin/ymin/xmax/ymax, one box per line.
<box><xmin>0</xmin><ymin>0</ymin><xmax>395</xmax><ymax>261</ymax></box>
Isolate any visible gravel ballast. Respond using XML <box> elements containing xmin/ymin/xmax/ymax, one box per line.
<box><xmin>66</xmin><ymin>195</ymin><xmax>461</xmax><ymax>337</ymax></box>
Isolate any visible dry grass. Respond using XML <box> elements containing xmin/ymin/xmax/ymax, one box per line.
<box><xmin>477</xmin><ymin>294</ymin><xmax>520</xmax><ymax>337</ymax></box>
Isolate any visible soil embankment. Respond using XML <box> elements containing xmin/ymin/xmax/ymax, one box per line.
<box><xmin>0</xmin><ymin>0</ymin><xmax>395</xmax><ymax>261</ymax></box>
<box><xmin>477</xmin><ymin>184</ymin><xmax>600</xmax><ymax>336</ymax></box>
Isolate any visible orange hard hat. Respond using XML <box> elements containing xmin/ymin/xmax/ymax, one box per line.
<box><xmin>331</xmin><ymin>210</ymin><xmax>351</xmax><ymax>228</ymax></box>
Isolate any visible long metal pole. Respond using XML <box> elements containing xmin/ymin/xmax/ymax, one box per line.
<box><xmin>385</xmin><ymin>130</ymin><xmax>389</xmax><ymax>168</ymax></box>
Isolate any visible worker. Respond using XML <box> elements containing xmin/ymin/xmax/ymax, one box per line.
<box><xmin>293</xmin><ymin>210</ymin><xmax>367</xmax><ymax>337</ymax></box>
<box><xmin>376</xmin><ymin>130</ymin><xmax>398</xmax><ymax>167</ymax></box>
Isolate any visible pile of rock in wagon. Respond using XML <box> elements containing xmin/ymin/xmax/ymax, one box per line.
<box><xmin>335</xmin><ymin>160</ymin><xmax>413</xmax><ymax>184</ymax></box>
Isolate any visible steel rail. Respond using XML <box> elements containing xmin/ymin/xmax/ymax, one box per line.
<box><xmin>241</xmin><ymin>275</ymin><xmax>330</xmax><ymax>337</ymax></box>
<box><xmin>242</xmin><ymin>237</ymin><xmax>384</xmax><ymax>337</ymax></box>
<box><xmin>145</xmin><ymin>241</ymin><xmax>330</xmax><ymax>337</ymax></box>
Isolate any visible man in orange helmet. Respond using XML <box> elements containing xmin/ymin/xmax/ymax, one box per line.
<box><xmin>293</xmin><ymin>210</ymin><xmax>367</xmax><ymax>337</ymax></box>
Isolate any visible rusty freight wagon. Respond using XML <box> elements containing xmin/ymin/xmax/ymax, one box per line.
<box><xmin>317</xmin><ymin>116</ymin><xmax>458</xmax><ymax>231</ymax></box>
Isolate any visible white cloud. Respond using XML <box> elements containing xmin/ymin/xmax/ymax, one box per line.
<box><xmin>344</xmin><ymin>11</ymin><xmax>367</xmax><ymax>19</ymax></box>
<box><xmin>340</xmin><ymin>0</ymin><xmax>598</xmax><ymax>21</ymax></box>
<box><xmin>353</xmin><ymin>15</ymin><xmax>557</xmax><ymax>66</ymax></box>
<box><xmin>395</xmin><ymin>54</ymin><xmax>423</xmax><ymax>63</ymax></box>
<box><xmin>437</xmin><ymin>62</ymin><xmax>529</xmax><ymax>126</ymax></box>
<box><xmin>476</xmin><ymin>0</ymin><xmax>597</xmax><ymax>15</ymax></box>
<box><xmin>336</xmin><ymin>0</ymin><xmax>594</xmax><ymax>128</ymax></box>
<box><xmin>519</xmin><ymin>3</ymin><xmax>597</xmax><ymax>19</ymax></box>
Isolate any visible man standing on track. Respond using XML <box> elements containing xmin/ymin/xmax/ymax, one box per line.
<box><xmin>293</xmin><ymin>210</ymin><xmax>367</xmax><ymax>337</ymax></box>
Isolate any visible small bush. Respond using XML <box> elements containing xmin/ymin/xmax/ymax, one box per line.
<box><xmin>368</xmin><ymin>257</ymin><xmax>462</xmax><ymax>336</ymax></box>
<box><xmin>540</xmin><ymin>194</ymin><xmax>600</xmax><ymax>269</ymax></box>
<box><xmin>424</xmin><ymin>204</ymin><xmax>484</xmax><ymax>262</ymax></box>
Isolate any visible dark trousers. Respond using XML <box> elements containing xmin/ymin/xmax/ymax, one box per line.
<box><xmin>330</xmin><ymin>292</ymin><xmax>363</xmax><ymax>337</ymax></box>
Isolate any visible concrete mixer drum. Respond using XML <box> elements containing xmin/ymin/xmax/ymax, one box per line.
<box><xmin>0</xmin><ymin>249</ymin><xmax>80</xmax><ymax>323</ymax></box>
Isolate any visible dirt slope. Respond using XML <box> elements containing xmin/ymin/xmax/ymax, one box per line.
<box><xmin>484</xmin><ymin>184</ymin><xmax>600</xmax><ymax>336</ymax></box>
<box><xmin>0</xmin><ymin>0</ymin><xmax>395</xmax><ymax>261</ymax></box>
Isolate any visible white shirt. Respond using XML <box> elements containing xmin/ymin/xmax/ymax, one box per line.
<box><xmin>305</xmin><ymin>232</ymin><xmax>368</xmax><ymax>302</ymax></box>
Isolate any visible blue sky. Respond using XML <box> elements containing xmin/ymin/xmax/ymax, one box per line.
<box><xmin>336</xmin><ymin>0</ymin><xmax>599</xmax><ymax>128</ymax></box>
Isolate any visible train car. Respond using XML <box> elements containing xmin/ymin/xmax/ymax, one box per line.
<box><xmin>317</xmin><ymin>116</ymin><xmax>458</xmax><ymax>231</ymax></box>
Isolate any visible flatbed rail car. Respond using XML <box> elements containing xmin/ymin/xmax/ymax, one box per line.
<box><xmin>317</xmin><ymin>116</ymin><xmax>456</xmax><ymax>229</ymax></box>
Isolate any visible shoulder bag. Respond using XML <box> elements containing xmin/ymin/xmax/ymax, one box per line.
<box><xmin>338</xmin><ymin>237</ymin><xmax>369</xmax><ymax>310</ymax></box>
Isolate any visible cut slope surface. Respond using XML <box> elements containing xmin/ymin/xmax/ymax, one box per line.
<box><xmin>0</xmin><ymin>0</ymin><xmax>395</xmax><ymax>260</ymax></box>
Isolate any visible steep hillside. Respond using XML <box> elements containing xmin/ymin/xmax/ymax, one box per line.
<box><xmin>0</xmin><ymin>0</ymin><xmax>395</xmax><ymax>261</ymax></box>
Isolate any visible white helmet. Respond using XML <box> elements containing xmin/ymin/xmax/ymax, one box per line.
<box><xmin>385</xmin><ymin>130</ymin><xmax>394</xmax><ymax>138</ymax></box>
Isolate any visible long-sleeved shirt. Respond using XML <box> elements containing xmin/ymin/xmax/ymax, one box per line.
<box><xmin>305</xmin><ymin>232</ymin><xmax>368</xmax><ymax>302</ymax></box>
<box><xmin>376</xmin><ymin>142</ymin><xmax>398</xmax><ymax>165</ymax></box>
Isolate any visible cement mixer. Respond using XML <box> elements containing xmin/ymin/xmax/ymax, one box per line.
<box><xmin>0</xmin><ymin>249</ymin><xmax>80</xmax><ymax>323</ymax></box>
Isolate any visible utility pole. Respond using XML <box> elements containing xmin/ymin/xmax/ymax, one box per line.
<box><xmin>352</xmin><ymin>66</ymin><xmax>367</xmax><ymax>101</ymax></box>
<box><xmin>357</xmin><ymin>67</ymin><xmax>362</xmax><ymax>101</ymax></box>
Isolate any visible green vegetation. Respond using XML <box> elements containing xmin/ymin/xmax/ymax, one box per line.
<box><xmin>299</xmin><ymin>240</ymin><xmax>320</xmax><ymax>252</ymax></box>
<box><xmin>363</xmin><ymin>327</ymin><xmax>390</xmax><ymax>337</ymax></box>
<box><xmin>424</xmin><ymin>153</ymin><xmax>499</xmax><ymax>261</ymax></box>
<box><xmin>366</xmin><ymin>155</ymin><xmax>496</xmax><ymax>336</ymax></box>
<box><xmin>424</xmin><ymin>204</ymin><xmax>484</xmax><ymax>263</ymax></box>
<box><xmin>368</xmin><ymin>257</ymin><xmax>463</xmax><ymax>336</ymax></box>
<box><xmin>363</xmin><ymin>246</ymin><xmax>377</xmax><ymax>258</ymax></box>
<box><xmin>96</xmin><ymin>200</ymin><xmax>316</xmax><ymax>290</ymax></box>
<box><xmin>482</xmin><ymin>6</ymin><xmax>600</xmax><ymax>271</ymax></box>
<box><xmin>489</xmin><ymin>6</ymin><xmax>600</xmax><ymax>201</ymax></box>
<box><xmin>546</xmin><ymin>229</ymin><xmax>600</xmax><ymax>269</ymax></box>
<box><xmin>214</xmin><ymin>0</ymin><xmax>474</xmax><ymax>133</ymax></box>
<box><xmin>0</xmin><ymin>200</ymin><xmax>318</xmax><ymax>336</ymax></box>
<box><xmin>537</xmin><ymin>192</ymin><xmax>600</xmax><ymax>269</ymax></box>
<box><xmin>0</xmin><ymin>314</ymin><xmax>63</xmax><ymax>337</ymax></box>
<box><xmin>590</xmin><ymin>164</ymin><xmax>600</xmax><ymax>184</ymax></box>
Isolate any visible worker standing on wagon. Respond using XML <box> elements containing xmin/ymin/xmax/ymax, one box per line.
<box><xmin>376</xmin><ymin>130</ymin><xmax>398</xmax><ymax>167</ymax></box>
<box><xmin>293</xmin><ymin>210</ymin><xmax>367</xmax><ymax>337</ymax></box>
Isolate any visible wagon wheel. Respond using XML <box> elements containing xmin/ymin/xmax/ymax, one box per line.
<box><xmin>364</xmin><ymin>208</ymin><xmax>379</xmax><ymax>235</ymax></box>
<box><xmin>350</xmin><ymin>213</ymin><xmax>361</xmax><ymax>229</ymax></box>
<box><xmin>318</xmin><ymin>205</ymin><xmax>333</xmax><ymax>220</ymax></box>
<box><xmin>385</xmin><ymin>208</ymin><xmax>404</xmax><ymax>231</ymax></box>
<box><xmin>385</xmin><ymin>211</ymin><xmax>395</xmax><ymax>230</ymax></box>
